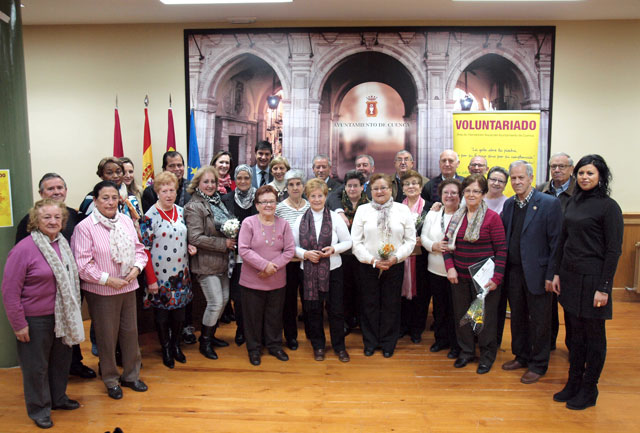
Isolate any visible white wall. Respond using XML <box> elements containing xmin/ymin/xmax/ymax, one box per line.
<box><xmin>23</xmin><ymin>20</ymin><xmax>640</xmax><ymax>211</ymax></box>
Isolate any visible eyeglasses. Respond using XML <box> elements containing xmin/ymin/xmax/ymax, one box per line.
<box><xmin>488</xmin><ymin>177</ymin><xmax>506</xmax><ymax>185</ymax></box>
<box><xmin>395</xmin><ymin>157</ymin><xmax>413</xmax><ymax>162</ymax></box>
<box><xmin>550</xmin><ymin>164</ymin><xmax>569</xmax><ymax>170</ymax></box>
<box><xmin>372</xmin><ymin>186</ymin><xmax>389</xmax><ymax>192</ymax></box>
<box><xmin>402</xmin><ymin>181</ymin><xmax>420</xmax><ymax>187</ymax></box>
<box><xmin>463</xmin><ymin>189</ymin><xmax>483</xmax><ymax>195</ymax></box>
<box><xmin>258</xmin><ymin>201</ymin><xmax>277</xmax><ymax>206</ymax></box>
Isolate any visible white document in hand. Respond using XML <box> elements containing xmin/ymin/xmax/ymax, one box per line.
<box><xmin>472</xmin><ymin>258</ymin><xmax>495</xmax><ymax>289</ymax></box>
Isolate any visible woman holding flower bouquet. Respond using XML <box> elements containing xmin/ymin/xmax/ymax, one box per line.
<box><xmin>443</xmin><ymin>174</ymin><xmax>506</xmax><ymax>374</ymax></box>
<box><xmin>351</xmin><ymin>173</ymin><xmax>416</xmax><ymax>358</ymax></box>
<box><xmin>184</xmin><ymin>166</ymin><xmax>236</xmax><ymax>360</ymax></box>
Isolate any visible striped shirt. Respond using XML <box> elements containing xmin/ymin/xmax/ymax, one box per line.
<box><xmin>275</xmin><ymin>199</ymin><xmax>310</xmax><ymax>230</ymax></box>
<box><xmin>71</xmin><ymin>212</ymin><xmax>147</xmax><ymax>296</ymax></box>
<box><xmin>443</xmin><ymin>210</ymin><xmax>506</xmax><ymax>285</ymax></box>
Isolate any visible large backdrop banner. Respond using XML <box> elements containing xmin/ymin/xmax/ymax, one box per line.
<box><xmin>184</xmin><ymin>27</ymin><xmax>554</xmax><ymax>181</ymax></box>
<box><xmin>453</xmin><ymin>111</ymin><xmax>541</xmax><ymax>197</ymax></box>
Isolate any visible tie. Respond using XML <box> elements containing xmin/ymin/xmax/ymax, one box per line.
<box><xmin>260</xmin><ymin>171</ymin><xmax>266</xmax><ymax>187</ymax></box>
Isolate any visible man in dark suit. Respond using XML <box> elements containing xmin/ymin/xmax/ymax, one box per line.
<box><xmin>312</xmin><ymin>153</ymin><xmax>342</xmax><ymax>194</ymax></box>
<box><xmin>421</xmin><ymin>149</ymin><xmax>463</xmax><ymax>206</ymax></box>
<box><xmin>141</xmin><ymin>151</ymin><xmax>191</xmax><ymax>213</ymax></box>
<box><xmin>501</xmin><ymin>160</ymin><xmax>563</xmax><ymax>384</ymax></box>
<box><xmin>390</xmin><ymin>150</ymin><xmax>428</xmax><ymax>203</ymax></box>
<box><xmin>250</xmin><ymin>141</ymin><xmax>274</xmax><ymax>188</ymax></box>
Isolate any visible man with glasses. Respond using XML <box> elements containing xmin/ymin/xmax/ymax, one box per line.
<box><xmin>312</xmin><ymin>154</ymin><xmax>342</xmax><ymax>193</ymax></box>
<box><xmin>391</xmin><ymin>150</ymin><xmax>428</xmax><ymax>202</ymax></box>
<box><xmin>468</xmin><ymin>156</ymin><xmax>489</xmax><ymax>176</ymax></box>
<box><xmin>421</xmin><ymin>150</ymin><xmax>464</xmax><ymax>206</ymax></box>
<box><xmin>537</xmin><ymin>152</ymin><xmax>576</xmax><ymax>351</ymax></box>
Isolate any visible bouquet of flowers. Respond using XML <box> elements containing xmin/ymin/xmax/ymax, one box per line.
<box><xmin>459</xmin><ymin>286</ymin><xmax>488</xmax><ymax>335</ymax></box>
<box><xmin>377</xmin><ymin>243</ymin><xmax>395</xmax><ymax>278</ymax></box>
<box><xmin>221</xmin><ymin>218</ymin><xmax>240</xmax><ymax>239</ymax></box>
<box><xmin>414</xmin><ymin>213</ymin><xmax>425</xmax><ymax>233</ymax></box>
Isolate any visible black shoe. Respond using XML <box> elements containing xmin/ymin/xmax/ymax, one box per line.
<box><xmin>107</xmin><ymin>385</ymin><xmax>123</xmax><ymax>400</ymax></box>
<box><xmin>364</xmin><ymin>348</ymin><xmax>375</xmax><ymax>357</ymax></box>
<box><xmin>447</xmin><ymin>348</ymin><xmax>460</xmax><ymax>359</ymax></box>
<box><xmin>182</xmin><ymin>326</ymin><xmax>197</xmax><ymax>345</ymax></box>
<box><xmin>566</xmin><ymin>384</ymin><xmax>598</xmax><ymax>410</ymax></box>
<box><xmin>269</xmin><ymin>349</ymin><xmax>289</xmax><ymax>361</ymax></box>
<box><xmin>69</xmin><ymin>363</ymin><xmax>97</xmax><ymax>379</ymax></box>
<box><xmin>298</xmin><ymin>313</ymin><xmax>305</xmax><ymax>322</ymax></box>
<box><xmin>211</xmin><ymin>324</ymin><xmax>229</xmax><ymax>347</ymax></box>
<box><xmin>34</xmin><ymin>416</ymin><xmax>53</xmax><ymax>429</ymax></box>
<box><xmin>553</xmin><ymin>379</ymin><xmax>582</xmax><ymax>402</ymax></box>
<box><xmin>286</xmin><ymin>338</ymin><xmax>299</xmax><ymax>351</ymax></box>
<box><xmin>120</xmin><ymin>379</ymin><xmax>148</xmax><ymax>392</ymax></box>
<box><xmin>430</xmin><ymin>342</ymin><xmax>450</xmax><ymax>353</ymax></box>
<box><xmin>199</xmin><ymin>325</ymin><xmax>219</xmax><ymax>359</ymax></box>
<box><xmin>477</xmin><ymin>363</ymin><xmax>492</xmax><ymax>374</ymax></box>
<box><xmin>170</xmin><ymin>321</ymin><xmax>186</xmax><ymax>364</ymax></box>
<box><xmin>161</xmin><ymin>344</ymin><xmax>174</xmax><ymax>369</ymax></box>
<box><xmin>52</xmin><ymin>399</ymin><xmax>80</xmax><ymax>410</ymax></box>
<box><xmin>383</xmin><ymin>350</ymin><xmax>394</xmax><ymax>358</ymax></box>
<box><xmin>235</xmin><ymin>332</ymin><xmax>245</xmax><ymax>346</ymax></box>
<box><xmin>219</xmin><ymin>313</ymin><xmax>232</xmax><ymax>324</ymax></box>
<box><xmin>249</xmin><ymin>352</ymin><xmax>261</xmax><ymax>366</ymax></box>
<box><xmin>343</xmin><ymin>326</ymin><xmax>352</xmax><ymax>337</ymax></box>
<box><xmin>173</xmin><ymin>344</ymin><xmax>186</xmax><ymax>364</ymax></box>
<box><xmin>454</xmin><ymin>357</ymin><xmax>474</xmax><ymax>368</ymax></box>
<box><xmin>410</xmin><ymin>334</ymin><xmax>422</xmax><ymax>344</ymax></box>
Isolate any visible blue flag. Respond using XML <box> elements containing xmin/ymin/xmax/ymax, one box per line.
<box><xmin>187</xmin><ymin>109</ymin><xmax>200</xmax><ymax>181</ymax></box>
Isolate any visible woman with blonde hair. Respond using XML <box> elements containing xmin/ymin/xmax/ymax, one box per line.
<box><xmin>268</xmin><ymin>156</ymin><xmax>291</xmax><ymax>202</ymax></box>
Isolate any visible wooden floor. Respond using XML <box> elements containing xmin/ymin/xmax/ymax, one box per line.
<box><xmin>1</xmin><ymin>301</ymin><xmax>640</xmax><ymax>433</ymax></box>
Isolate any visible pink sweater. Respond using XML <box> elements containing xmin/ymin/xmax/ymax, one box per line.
<box><xmin>238</xmin><ymin>215</ymin><xmax>295</xmax><ymax>290</ymax></box>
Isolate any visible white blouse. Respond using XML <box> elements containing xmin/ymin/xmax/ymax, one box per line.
<box><xmin>420</xmin><ymin>208</ymin><xmax>454</xmax><ymax>277</ymax></box>
<box><xmin>350</xmin><ymin>202</ymin><xmax>416</xmax><ymax>265</ymax></box>
<box><xmin>293</xmin><ymin>209</ymin><xmax>352</xmax><ymax>271</ymax></box>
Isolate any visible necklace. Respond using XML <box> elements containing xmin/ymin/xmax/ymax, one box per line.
<box><xmin>157</xmin><ymin>204</ymin><xmax>177</xmax><ymax>225</ymax></box>
<box><xmin>259</xmin><ymin>217</ymin><xmax>276</xmax><ymax>246</ymax></box>
<box><xmin>287</xmin><ymin>198</ymin><xmax>305</xmax><ymax>210</ymax></box>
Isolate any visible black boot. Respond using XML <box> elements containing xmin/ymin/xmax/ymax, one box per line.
<box><xmin>171</xmin><ymin>320</ymin><xmax>186</xmax><ymax>364</ymax></box>
<box><xmin>156</xmin><ymin>320</ymin><xmax>174</xmax><ymax>369</ymax></box>
<box><xmin>199</xmin><ymin>325</ymin><xmax>218</xmax><ymax>359</ymax></box>
<box><xmin>553</xmin><ymin>377</ymin><xmax>582</xmax><ymax>402</ymax></box>
<box><xmin>566</xmin><ymin>383</ymin><xmax>598</xmax><ymax>410</ymax></box>
<box><xmin>211</xmin><ymin>323</ymin><xmax>229</xmax><ymax>347</ymax></box>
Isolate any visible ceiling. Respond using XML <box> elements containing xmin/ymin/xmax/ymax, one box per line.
<box><xmin>20</xmin><ymin>0</ymin><xmax>640</xmax><ymax>26</ymax></box>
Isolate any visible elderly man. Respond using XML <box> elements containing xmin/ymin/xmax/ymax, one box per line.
<box><xmin>390</xmin><ymin>150</ymin><xmax>429</xmax><ymax>202</ymax></box>
<box><xmin>468</xmin><ymin>156</ymin><xmax>488</xmax><ymax>176</ymax></box>
<box><xmin>538</xmin><ymin>152</ymin><xmax>576</xmax><ymax>351</ymax></box>
<box><xmin>312</xmin><ymin>154</ymin><xmax>342</xmax><ymax>193</ymax></box>
<box><xmin>420</xmin><ymin>149</ymin><xmax>464</xmax><ymax>205</ymax></box>
<box><xmin>501</xmin><ymin>161</ymin><xmax>562</xmax><ymax>384</ymax></box>
<box><xmin>141</xmin><ymin>151</ymin><xmax>192</xmax><ymax>213</ymax></box>
<box><xmin>15</xmin><ymin>173</ymin><xmax>96</xmax><ymax>380</ymax></box>
<box><xmin>250</xmin><ymin>141</ymin><xmax>274</xmax><ymax>188</ymax></box>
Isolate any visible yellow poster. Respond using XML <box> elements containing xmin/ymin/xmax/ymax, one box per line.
<box><xmin>453</xmin><ymin>111</ymin><xmax>540</xmax><ymax>197</ymax></box>
<box><xmin>0</xmin><ymin>169</ymin><xmax>13</xmax><ymax>227</ymax></box>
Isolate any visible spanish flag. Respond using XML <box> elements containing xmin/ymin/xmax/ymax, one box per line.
<box><xmin>142</xmin><ymin>105</ymin><xmax>155</xmax><ymax>187</ymax></box>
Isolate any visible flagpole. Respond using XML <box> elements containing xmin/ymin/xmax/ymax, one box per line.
<box><xmin>167</xmin><ymin>93</ymin><xmax>176</xmax><ymax>152</ymax></box>
<box><xmin>142</xmin><ymin>95</ymin><xmax>155</xmax><ymax>186</ymax></box>
<box><xmin>113</xmin><ymin>94</ymin><xmax>124</xmax><ymax>158</ymax></box>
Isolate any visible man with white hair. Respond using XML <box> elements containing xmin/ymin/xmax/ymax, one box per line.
<box><xmin>420</xmin><ymin>149</ymin><xmax>463</xmax><ymax>205</ymax></box>
<box><xmin>312</xmin><ymin>154</ymin><xmax>342</xmax><ymax>193</ymax></box>
<box><xmin>468</xmin><ymin>155</ymin><xmax>488</xmax><ymax>176</ymax></box>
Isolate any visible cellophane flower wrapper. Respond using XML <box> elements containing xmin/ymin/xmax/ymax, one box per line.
<box><xmin>221</xmin><ymin>218</ymin><xmax>240</xmax><ymax>239</ymax></box>
<box><xmin>459</xmin><ymin>287</ymin><xmax>488</xmax><ymax>335</ymax></box>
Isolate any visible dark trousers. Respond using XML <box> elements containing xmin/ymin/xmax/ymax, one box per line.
<box><xmin>16</xmin><ymin>315</ymin><xmax>72</xmax><ymax>421</ymax></box>
<box><xmin>400</xmin><ymin>254</ymin><xmax>429</xmax><ymax>338</ymax></box>
<box><xmin>566</xmin><ymin>311</ymin><xmax>607</xmax><ymax>385</ymax></box>
<box><xmin>154</xmin><ymin>306</ymin><xmax>186</xmax><ymax>345</ymax></box>
<box><xmin>358</xmin><ymin>261</ymin><xmax>404</xmax><ymax>353</ymax></box>
<box><xmin>241</xmin><ymin>285</ymin><xmax>285</xmax><ymax>354</ymax></box>
<box><xmin>496</xmin><ymin>283</ymin><xmax>508</xmax><ymax>348</ymax></box>
<box><xmin>507</xmin><ymin>265</ymin><xmax>552</xmax><ymax>374</ymax></box>
<box><xmin>283</xmin><ymin>261</ymin><xmax>302</xmax><ymax>341</ymax></box>
<box><xmin>230</xmin><ymin>263</ymin><xmax>245</xmax><ymax>336</ymax></box>
<box><xmin>430</xmin><ymin>272</ymin><xmax>459</xmax><ymax>350</ymax></box>
<box><xmin>341</xmin><ymin>254</ymin><xmax>361</xmax><ymax>327</ymax></box>
<box><xmin>70</xmin><ymin>290</ymin><xmax>85</xmax><ymax>368</ymax></box>
<box><xmin>551</xmin><ymin>293</ymin><xmax>573</xmax><ymax>351</ymax></box>
<box><xmin>85</xmin><ymin>290</ymin><xmax>141</xmax><ymax>388</ymax></box>
<box><xmin>303</xmin><ymin>267</ymin><xmax>346</xmax><ymax>352</ymax></box>
<box><xmin>451</xmin><ymin>278</ymin><xmax>500</xmax><ymax>366</ymax></box>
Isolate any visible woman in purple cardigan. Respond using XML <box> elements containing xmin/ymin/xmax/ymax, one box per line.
<box><xmin>238</xmin><ymin>185</ymin><xmax>296</xmax><ymax>366</ymax></box>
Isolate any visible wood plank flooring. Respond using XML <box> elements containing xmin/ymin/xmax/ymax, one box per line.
<box><xmin>1</xmin><ymin>301</ymin><xmax>639</xmax><ymax>433</ymax></box>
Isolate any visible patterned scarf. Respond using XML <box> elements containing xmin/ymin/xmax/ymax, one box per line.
<box><xmin>371</xmin><ymin>197</ymin><xmax>394</xmax><ymax>242</ymax></box>
<box><xmin>446</xmin><ymin>200</ymin><xmax>488</xmax><ymax>250</ymax></box>
<box><xmin>341</xmin><ymin>189</ymin><xmax>369</xmax><ymax>226</ymax></box>
<box><xmin>234</xmin><ymin>165</ymin><xmax>257</xmax><ymax>210</ymax></box>
<box><xmin>299</xmin><ymin>207</ymin><xmax>333</xmax><ymax>301</ymax></box>
<box><xmin>31</xmin><ymin>231</ymin><xmax>85</xmax><ymax>346</ymax></box>
<box><xmin>93</xmin><ymin>210</ymin><xmax>136</xmax><ymax>276</ymax></box>
<box><xmin>195</xmin><ymin>187</ymin><xmax>233</xmax><ymax>230</ymax></box>
<box><xmin>217</xmin><ymin>173</ymin><xmax>233</xmax><ymax>194</ymax></box>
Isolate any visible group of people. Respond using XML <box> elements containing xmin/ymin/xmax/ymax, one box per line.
<box><xmin>2</xmin><ymin>141</ymin><xmax>623</xmax><ymax>428</ymax></box>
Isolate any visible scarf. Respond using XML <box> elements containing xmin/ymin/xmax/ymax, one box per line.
<box><xmin>446</xmin><ymin>200</ymin><xmax>488</xmax><ymax>250</ymax></box>
<box><xmin>31</xmin><ymin>231</ymin><xmax>85</xmax><ymax>347</ymax></box>
<box><xmin>401</xmin><ymin>197</ymin><xmax>425</xmax><ymax>299</ymax></box>
<box><xmin>195</xmin><ymin>188</ymin><xmax>233</xmax><ymax>230</ymax></box>
<box><xmin>93</xmin><ymin>210</ymin><xmax>136</xmax><ymax>276</ymax></box>
<box><xmin>233</xmin><ymin>165</ymin><xmax>257</xmax><ymax>210</ymax></box>
<box><xmin>371</xmin><ymin>197</ymin><xmax>394</xmax><ymax>242</ymax></box>
<box><xmin>217</xmin><ymin>173</ymin><xmax>233</xmax><ymax>194</ymax></box>
<box><xmin>341</xmin><ymin>189</ymin><xmax>369</xmax><ymax>226</ymax></box>
<box><xmin>299</xmin><ymin>207</ymin><xmax>333</xmax><ymax>301</ymax></box>
<box><xmin>270</xmin><ymin>178</ymin><xmax>288</xmax><ymax>201</ymax></box>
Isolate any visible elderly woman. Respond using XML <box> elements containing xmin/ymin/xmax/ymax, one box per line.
<box><xmin>293</xmin><ymin>178</ymin><xmax>352</xmax><ymax>362</ymax></box>
<box><xmin>399</xmin><ymin>170</ymin><xmax>430</xmax><ymax>344</ymax></box>
<box><xmin>141</xmin><ymin>171</ymin><xmax>196</xmax><ymax>368</ymax></box>
<box><xmin>421</xmin><ymin>178</ymin><xmax>463</xmax><ymax>359</ymax></box>
<box><xmin>552</xmin><ymin>155</ymin><xmax>623</xmax><ymax>410</ymax></box>
<box><xmin>268</xmin><ymin>156</ymin><xmax>291</xmax><ymax>202</ymax></box>
<box><xmin>239</xmin><ymin>185</ymin><xmax>296</xmax><ymax>365</ymax></box>
<box><xmin>120</xmin><ymin>157</ymin><xmax>143</xmax><ymax>208</ymax></box>
<box><xmin>72</xmin><ymin>181</ymin><xmax>148</xmax><ymax>400</ymax></box>
<box><xmin>443</xmin><ymin>174</ymin><xmax>506</xmax><ymax>374</ymax></box>
<box><xmin>275</xmin><ymin>169</ymin><xmax>309</xmax><ymax>350</ymax></box>
<box><xmin>351</xmin><ymin>173</ymin><xmax>416</xmax><ymax>358</ymax></box>
<box><xmin>2</xmin><ymin>199</ymin><xmax>84</xmax><ymax>429</ymax></box>
<box><xmin>328</xmin><ymin>170</ymin><xmax>369</xmax><ymax>332</ymax></box>
<box><xmin>184</xmin><ymin>166</ymin><xmax>236</xmax><ymax>360</ymax></box>
<box><xmin>485</xmin><ymin>166</ymin><xmax>509</xmax><ymax>214</ymax></box>
<box><xmin>222</xmin><ymin>164</ymin><xmax>258</xmax><ymax>346</ymax></box>
<box><xmin>210</xmin><ymin>151</ymin><xmax>235</xmax><ymax>194</ymax></box>
<box><xmin>78</xmin><ymin>157</ymin><xmax>141</xmax><ymax>220</ymax></box>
